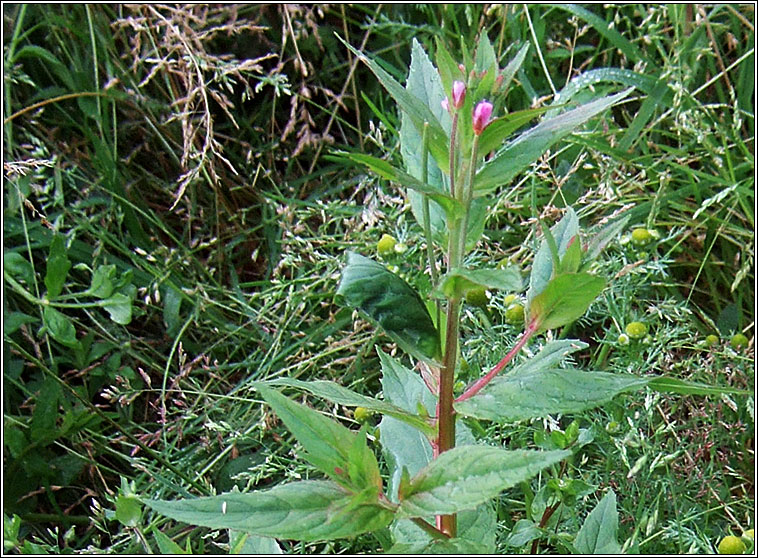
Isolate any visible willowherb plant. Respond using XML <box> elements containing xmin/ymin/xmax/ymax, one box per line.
<box><xmin>145</xmin><ymin>35</ymin><xmax>744</xmax><ymax>554</ymax></box>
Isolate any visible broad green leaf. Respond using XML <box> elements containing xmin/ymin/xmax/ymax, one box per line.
<box><xmin>337</xmin><ymin>252</ymin><xmax>441</xmax><ymax>363</ymax></box>
<box><xmin>4</xmin><ymin>311</ymin><xmax>38</xmax><ymax>336</ymax></box>
<box><xmin>434</xmin><ymin>37</ymin><xmax>461</xmax><ymax>100</ymax></box>
<box><xmin>583</xmin><ymin>213</ymin><xmax>631</xmax><ymax>266</ymax></box>
<box><xmin>338</xmin><ymin>37</ymin><xmax>449</xmax><ymax>170</ymax></box>
<box><xmin>391</xmin><ymin>504</ymin><xmax>497</xmax><ymax>554</ymax></box>
<box><xmin>506</xmin><ymin>519</ymin><xmax>543</xmax><ymax>547</ymax></box>
<box><xmin>43</xmin><ymin>306</ymin><xmax>80</xmax><ymax>348</ymax></box>
<box><xmin>230</xmin><ymin>531</ymin><xmax>282</xmax><ymax>555</ymax></box>
<box><xmin>529</xmin><ymin>273</ymin><xmax>606</xmax><ymax>333</ymax></box>
<box><xmin>454</xmin><ymin>368</ymin><xmax>649</xmax><ymax>422</ymax></box>
<box><xmin>647</xmin><ymin>376</ymin><xmax>750</xmax><ymax>396</ymax></box>
<box><xmin>433</xmin><ymin>266</ymin><xmax>523</xmax><ymax>300</ymax></box>
<box><xmin>115</xmin><ymin>495</ymin><xmax>142</xmax><ymax>528</ymax></box>
<box><xmin>266</xmin><ymin>378</ymin><xmax>435</xmax><ymax>436</ymax></box>
<box><xmin>102</xmin><ymin>293</ymin><xmax>132</xmax><ymax>325</ymax></box>
<box><xmin>44</xmin><ymin>236</ymin><xmax>71</xmax><ymax>299</ymax></box>
<box><xmin>398</xmin><ymin>446</ymin><xmax>569</xmax><ymax>517</ymax></box>
<box><xmin>474</xmin><ymin>89</ymin><xmax>633</xmax><ymax>195</ymax></box>
<box><xmin>87</xmin><ymin>265</ymin><xmax>116</xmax><ymax>299</ymax></box>
<box><xmin>527</xmin><ymin>208</ymin><xmax>579</xmax><ymax>306</ymax></box>
<box><xmin>574</xmin><ymin>490</ymin><xmax>622</xmax><ymax>554</ymax></box>
<box><xmin>144</xmin><ymin>480</ymin><xmax>395</xmax><ymax>541</ymax></box>
<box><xmin>255</xmin><ymin>385</ymin><xmax>355</xmax><ymax>484</ymax></box>
<box><xmin>4</xmin><ymin>252</ymin><xmax>35</xmax><ymax>285</ymax></box>
<box><xmin>377</xmin><ymin>350</ymin><xmax>437</xmax><ymax>500</ymax></box>
<box><xmin>340</xmin><ymin>152</ymin><xmax>461</xmax><ymax>220</ymax></box>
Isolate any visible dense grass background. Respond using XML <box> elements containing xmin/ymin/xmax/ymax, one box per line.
<box><xmin>3</xmin><ymin>4</ymin><xmax>754</xmax><ymax>554</ymax></box>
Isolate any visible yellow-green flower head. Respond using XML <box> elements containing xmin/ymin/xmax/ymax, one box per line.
<box><xmin>377</xmin><ymin>234</ymin><xmax>396</xmax><ymax>256</ymax></box>
<box><xmin>730</xmin><ymin>333</ymin><xmax>749</xmax><ymax>350</ymax></box>
<box><xmin>625</xmin><ymin>321</ymin><xmax>648</xmax><ymax>339</ymax></box>
<box><xmin>718</xmin><ymin>535</ymin><xmax>746</xmax><ymax>554</ymax></box>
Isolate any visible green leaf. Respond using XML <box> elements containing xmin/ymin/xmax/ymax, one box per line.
<box><xmin>43</xmin><ymin>306</ymin><xmax>80</xmax><ymax>348</ymax></box>
<box><xmin>398</xmin><ymin>446</ymin><xmax>569</xmax><ymax>517</ymax></box>
<box><xmin>5</xmin><ymin>252</ymin><xmax>35</xmax><ymax>285</ymax></box>
<box><xmin>86</xmin><ymin>265</ymin><xmax>116</xmax><ymax>298</ymax></box>
<box><xmin>434</xmin><ymin>266</ymin><xmax>523</xmax><ymax>300</ymax></box>
<box><xmin>266</xmin><ymin>378</ymin><xmax>435</xmax><ymax>437</ymax></box>
<box><xmin>583</xmin><ymin>213</ymin><xmax>631</xmax><ymax>266</ymax></box>
<box><xmin>347</xmin><ymin>427</ymin><xmax>382</xmax><ymax>490</ymax></box>
<box><xmin>454</xmin><ymin>368</ymin><xmax>649</xmax><ymax>422</ymax></box>
<box><xmin>229</xmin><ymin>531</ymin><xmax>282</xmax><ymax>555</ymax></box>
<box><xmin>391</xmin><ymin>504</ymin><xmax>497</xmax><ymax>554</ymax></box>
<box><xmin>44</xmin><ymin>236</ymin><xmax>71</xmax><ymax>299</ymax></box>
<box><xmin>30</xmin><ymin>376</ymin><xmax>60</xmax><ymax>443</ymax></box>
<box><xmin>337</xmin><ymin>252</ymin><xmax>441</xmax><ymax>363</ymax></box>
<box><xmin>509</xmin><ymin>339</ymin><xmax>589</xmax><ymax>377</ymax></box>
<box><xmin>162</xmin><ymin>285</ymin><xmax>183</xmax><ymax>336</ymax></box>
<box><xmin>338</xmin><ymin>36</ymin><xmax>450</xmax><ymax>171</ymax></box>
<box><xmin>478</xmin><ymin>106</ymin><xmax>553</xmax><ymax>155</ymax></box>
<box><xmin>529</xmin><ymin>273</ymin><xmax>606</xmax><ymax>333</ymax></box>
<box><xmin>474</xmin><ymin>89</ymin><xmax>633</xmax><ymax>195</ymax></box>
<box><xmin>115</xmin><ymin>495</ymin><xmax>142</xmax><ymax>528</ymax></box>
<box><xmin>4</xmin><ymin>312</ymin><xmax>38</xmax><ymax>336</ymax></box>
<box><xmin>506</xmin><ymin>519</ymin><xmax>543</xmax><ymax>547</ymax></box>
<box><xmin>255</xmin><ymin>385</ymin><xmax>354</xmax><ymax>484</ymax></box>
<box><xmin>153</xmin><ymin>530</ymin><xmax>189</xmax><ymax>554</ymax></box>
<box><xmin>647</xmin><ymin>376</ymin><xmax>751</xmax><ymax>396</ymax></box>
<box><xmin>145</xmin><ymin>481</ymin><xmax>395</xmax><ymax>541</ymax></box>
<box><xmin>376</xmin><ymin>350</ymin><xmax>437</xmax><ymax>500</ymax></box>
<box><xmin>434</xmin><ymin>38</ymin><xmax>460</xmax><ymax>100</ymax></box>
<box><xmin>340</xmin><ymin>152</ymin><xmax>462</xmax><ymax>220</ymax></box>
<box><xmin>102</xmin><ymin>293</ymin><xmax>133</xmax><ymax>325</ymax></box>
<box><xmin>409</xmin><ymin>195</ymin><xmax>486</xmax><ymax>255</ymax></box>
<box><xmin>527</xmin><ymin>208</ymin><xmax>579</xmax><ymax>306</ymax></box>
<box><xmin>499</xmin><ymin>42</ymin><xmax>530</xmax><ymax>95</ymax></box>
<box><xmin>574</xmin><ymin>490</ymin><xmax>622</xmax><ymax>554</ymax></box>
<box><xmin>558</xmin><ymin>235</ymin><xmax>582</xmax><ymax>274</ymax></box>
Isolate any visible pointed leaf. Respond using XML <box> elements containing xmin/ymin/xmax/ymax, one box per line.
<box><xmin>454</xmin><ymin>368</ymin><xmax>649</xmax><ymax>422</ymax></box>
<box><xmin>398</xmin><ymin>446</ymin><xmax>569</xmax><ymax>517</ymax></box>
<box><xmin>144</xmin><ymin>481</ymin><xmax>394</xmax><ymax>542</ymax></box>
<box><xmin>583</xmin><ymin>213</ymin><xmax>631</xmax><ymax>265</ymax></box>
<box><xmin>266</xmin><ymin>377</ymin><xmax>434</xmax><ymax>436</ymax></box>
<box><xmin>529</xmin><ymin>273</ymin><xmax>606</xmax><ymax>333</ymax></box>
<box><xmin>527</xmin><ymin>208</ymin><xmax>579</xmax><ymax>306</ymax></box>
<box><xmin>337</xmin><ymin>252</ymin><xmax>441</xmax><ymax>363</ymax></box>
<box><xmin>347</xmin><ymin>427</ymin><xmax>382</xmax><ymax>490</ymax></box>
<box><xmin>499</xmin><ymin>42</ymin><xmax>530</xmax><ymax>95</ymax></box>
<box><xmin>647</xmin><ymin>376</ymin><xmax>751</xmax><ymax>396</ymax></box>
<box><xmin>255</xmin><ymin>385</ymin><xmax>354</xmax><ymax>483</ymax></box>
<box><xmin>45</xmin><ymin>235</ymin><xmax>71</xmax><ymax>299</ymax></box>
<box><xmin>474</xmin><ymin>89</ymin><xmax>633</xmax><ymax>195</ymax></box>
<box><xmin>338</xmin><ymin>36</ymin><xmax>449</xmax><ymax>170</ymax></box>
<box><xmin>574</xmin><ymin>490</ymin><xmax>622</xmax><ymax>554</ymax></box>
<box><xmin>86</xmin><ymin>265</ymin><xmax>116</xmax><ymax>299</ymax></box>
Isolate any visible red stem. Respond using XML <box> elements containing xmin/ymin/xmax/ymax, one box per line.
<box><xmin>455</xmin><ymin>320</ymin><xmax>539</xmax><ymax>403</ymax></box>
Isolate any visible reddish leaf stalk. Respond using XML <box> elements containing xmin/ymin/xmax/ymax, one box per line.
<box><xmin>456</xmin><ymin>319</ymin><xmax>539</xmax><ymax>403</ymax></box>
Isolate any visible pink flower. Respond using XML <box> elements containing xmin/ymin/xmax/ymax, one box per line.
<box><xmin>452</xmin><ymin>80</ymin><xmax>466</xmax><ymax>110</ymax></box>
<box><xmin>441</xmin><ymin>98</ymin><xmax>449</xmax><ymax>112</ymax></box>
<box><xmin>472</xmin><ymin>100</ymin><xmax>493</xmax><ymax>135</ymax></box>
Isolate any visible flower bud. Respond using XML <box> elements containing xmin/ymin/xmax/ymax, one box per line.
<box><xmin>458</xmin><ymin>63</ymin><xmax>466</xmax><ymax>73</ymax></box>
<box><xmin>452</xmin><ymin>80</ymin><xmax>466</xmax><ymax>109</ymax></box>
<box><xmin>472</xmin><ymin>101</ymin><xmax>493</xmax><ymax>135</ymax></box>
<box><xmin>441</xmin><ymin>98</ymin><xmax>449</xmax><ymax>112</ymax></box>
